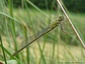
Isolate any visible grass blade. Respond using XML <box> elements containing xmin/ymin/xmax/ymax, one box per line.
<box><xmin>0</xmin><ymin>36</ymin><xmax>7</xmax><ymax>64</ymax></box>
<box><xmin>0</xmin><ymin>44</ymin><xmax>22</xmax><ymax>64</ymax></box>
<box><xmin>23</xmin><ymin>26</ymin><xmax>30</xmax><ymax>64</ymax></box>
<box><xmin>8</xmin><ymin>0</ymin><xmax>19</xmax><ymax>59</ymax></box>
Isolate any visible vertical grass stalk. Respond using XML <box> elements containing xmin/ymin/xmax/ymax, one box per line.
<box><xmin>24</xmin><ymin>4</ymin><xmax>47</xmax><ymax>64</ymax></box>
<box><xmin>0</xmin><ymin>36</ymin><xmax>7</xmax><ymax>64</ymax></box>
<box><xmin>23</xmin><ymin>26</ymin><xmax>30</xmax><ymax>64</ymax></box>
<box><xmin>8</xmin><ymin>0</ymin><xmax>19</xmax><ymax>59</ymax></box>
<box><xmin>38</xmin><ymin>38</ymin><xmax>46</xmax><ymax>64</ymax></box>
<box><xmin>37</xmin><ymin>42</ymin><xmax>46</xmax><ymax>64</ymax></box>
<box><xmin>51</xmin><ymin>37</ymin><xmax>56</xmax><ymax>64</ymax></box>
<box><xmin>0</xmin><ymin>44</ymin><xmax>22</xmax><ymax>64</ymax></box>
<box><xmin>5</xmin><ymin>18</ymin><xmax>12</xmax><ymax>52</ymax></box>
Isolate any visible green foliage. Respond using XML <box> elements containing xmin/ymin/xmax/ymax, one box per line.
<box><xmin>8</xmin><ymin>0</ymin><xmax>85</xmax><ymax>12</ymax></box>
<box><xmin>13</xmin><ymin>0</ymin><xmax>22</xmax><ymax>7</ymax></box>
<box><xmin>7</xmin><ymin>0</ymin><xmax>57</xmax><ymax>9</ymax></box>
<box><xmin>63</xmin><ymin>0</ymin><xmax>85</xmax><ymax>12</ymax></box>
<box><xmin>0</xmin><ymin>0</ymin><xmax>85</xmax><ymax>64</ymax></box>
<box><xmin>30</xmin><ymin>0</ymin><xmax>57</xmax><ymax>9</ymax></box>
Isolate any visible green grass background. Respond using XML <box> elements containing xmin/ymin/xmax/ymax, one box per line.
<box><xmin>0</xmin><ymin>0</ymin><xmax>85</xmax><ymax>64</ymax></box>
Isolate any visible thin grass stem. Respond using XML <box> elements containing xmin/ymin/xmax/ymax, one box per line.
<box><xmin>0</xmin><ymin>36</ymin><xmax>7</xmax><ymax>64</ymax></box>
<box><xmin>8</xmin><ymin>0</ymin><xmax>19</xmax><ymax>59</ymax></box>
<box><xmin>56</xmin><ymin>0</ymin><xmax>85</xmax><ymax>49</ymax></box>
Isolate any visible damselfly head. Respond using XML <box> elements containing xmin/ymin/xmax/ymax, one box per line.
<box><xmin>58</xmin><ymin>16</ymin><xmax>64</xmax><ymax>21</ymax></box>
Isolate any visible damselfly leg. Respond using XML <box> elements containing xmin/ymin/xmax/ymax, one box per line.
<box><xmin>59</xmin><ymin>18</ymin><xmax>72</xmax><ymax>34</ymax></box>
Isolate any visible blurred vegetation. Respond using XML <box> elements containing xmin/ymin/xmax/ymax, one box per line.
<box><xmin>63</xmin><ymin>0</ymin><xmax>85</xmax><ymax>12</ymax></box>
<box><xmin>0</xmin><ymin>0</ymin><xmax>85</xmax><ymax>64</ymax></box>
<box><xmin>6</xmin><ymin>0</ymin><xmax>85</xmax><ymax>12</ymax></box>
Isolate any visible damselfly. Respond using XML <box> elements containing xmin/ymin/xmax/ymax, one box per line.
<box><xmin>13</xmin><ymin>16</ymin><xmax>65</xmax><ymax>56</ymax></box>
